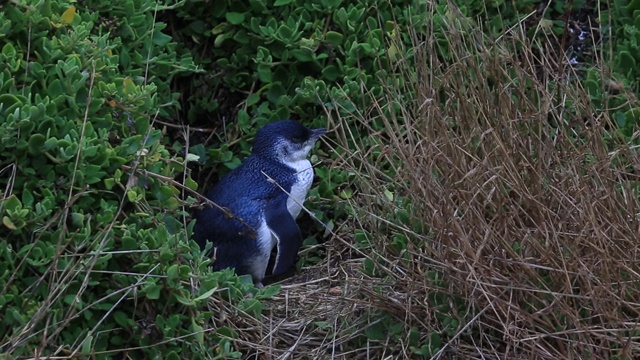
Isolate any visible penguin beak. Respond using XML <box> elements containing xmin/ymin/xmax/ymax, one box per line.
<box><xmin>312</xmin><ymin>128</ymin><xmax>327</xmax><ymax>139</ymax></box>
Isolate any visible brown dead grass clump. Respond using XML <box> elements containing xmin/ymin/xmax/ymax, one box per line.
<box><xmin>214</xmin><ymin>6</ymin><xmax>640</xmax><ymax>360</ymax></box>
<box><xmin>321</xmin><ymin>9</ymin><xmax>640</xmax><ymax>360</ymax></box>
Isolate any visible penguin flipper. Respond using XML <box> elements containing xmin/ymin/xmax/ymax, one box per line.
<box><xmin>265</xmin><ymin>197</ymin><xmax>302</xmax><ymax>276</ymax></box>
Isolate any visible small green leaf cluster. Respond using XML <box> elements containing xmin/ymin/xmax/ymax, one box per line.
<box><xmin>0</xmin><ymin>0</ymin><xmax>261</xmax><ymax>357</ymax></box>
<box><xmin>362</xmin><ymin>310</ymin><xmax>443</xmax><ymax>357</ymax></box>
<box><xmin>596</xmin><ymin>0</ymin><xmax>640</xmax><ymax>135</ymax></box>
<box><xmin>454</xmin><ymin>0</ymin><xmax>539</xmax><ymax>34</ymax></box>
<box><xmin>172</xmin><ymin>0</ymin><xmax>427</xmax><ymax>129</ymax></box>
<box><xmin>604</xmin><ymin>0</ymin><xmax>640</xmax><ymax>84</ymax></box>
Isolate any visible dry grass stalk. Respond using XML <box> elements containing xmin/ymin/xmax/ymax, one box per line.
<box><xmin>222</xmin><ymin>5</ymin><xmax>640</xmax><ymax>359</ymax></box>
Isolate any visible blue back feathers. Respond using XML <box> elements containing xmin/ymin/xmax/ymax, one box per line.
<box><xmin>193</xmin><ymin>120</ymin><xmax>325</xmax><ymax>283</ymax></box>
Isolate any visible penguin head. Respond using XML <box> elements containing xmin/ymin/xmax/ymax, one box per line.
<box><xmin>252</xmin><ymin>120</ymin><xmax>326</xmax><ymax>163</ymax></box>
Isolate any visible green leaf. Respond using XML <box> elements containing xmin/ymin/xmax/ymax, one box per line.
<box><xmin>2</xmin><ymin>195</ymin><xmax>22</xmax><ymax>213</ymax></box>
<box><xmin>167</xmin><ymin>264</ymin><xmax>179</xmax><ymax>280</ymax></box>
<box><xmin>321</xmin><ymin>0</ymin><xmax>340</xmax><ymax>9</ymax></box>
<box><xmin>339</xmin><ymin>188</ymin><xmax>353</xmax><ymax>199</ymax></box>
<box><xmin>113</xmin><ymin>311</ymin><xmax>132</xmax><ymax>328</ymax></box>
<box><xmin>121</xmin><ymin>236</ymin><xmax>137</xmax><ymax>250</ymax></box>
<box><xmin>616</xmin><ymin>50</ymin><xmax>636</xmax><ymax>71</ymax></box>
<box><xmin>7</xmin><ymin>308</ymin><xmax>24</xmax><ymax>325</ymax></box>
<box><xmin>2</xmin><ymin>43</ymin><xmax>16</xmax><ymax>58</ymax></box>
<box><xmin>276</xmin><ymin>24</ymin><xmax>293</xmax><ymax>42</ymax></box>
<box><xmin>152</xmin><ymin>30</ymin><xmax>172</xmax><ymax>46</ymax></box>
<box><xmin>70</xmin><ymin>212</ymin><xmax>84</xmax><ymax>227</ymax></box>
<box><xmin>194</xmin><ymin>286</ymin><xmax>218</xmax><ymax>302</ymax></box>
<box><xmin>614</xmin><ymin>111</ymin><xmax>627</xmax><ymax>127</ymax></box>
<box><xmin>211</xmin><ymin>23</ymin><xmax>228</xmax><ymax>35</ymax></box>
<box><xmin>191</xmin><ymin>319</ymin><xmax>205</xmax><ymax>344</ymax></box>
<box><xmin>322</xmin><ymin>65</ymin><xmax>340</xmax><ymax>81</ymax></box>
<box><xmin>256</xmin><ymin>284</ymin><xmax>280</xmax><ymax>299</ymax></box>
<box><xmin>123</xmin><ymin>77</ymin><xmax>136</xmax><ymax>95</ymax></box>
<box><xmin>22</xmin><ymin>189</ymin><xmax>34</xmax><ymax>208</ymax></box>
<box><xmin>238</xmin><ymin>298</ymin><xmax>262</xmax><ymax>317</ymax></box>
<box><xmin>384</xmin><ymin>188</ymin><xmax>394</xmax><ymax>201</ymax></box>
<box><xmin>0</xmin><ymin>94</ymin><xmax>24</xmax><ymax>114</ymax></box>
<box><xmin>81</xmin><ymin>335</ymin><xmax>93</xmax><ymax>354</ymax></box>
<box><xmin>184</xmin><ymin>176</ymin><xmax>198</xmax><ymax>190</ymax></box>
<box><xmin>246</xmin><ymin>93</ymin><xmax>260</xmax><ymax>107</ymax></box>
<box><xmin>188</xmin><ymin>20</ymin><xmax>206</xmax><ymax>34</ymax></box>
<box><xmin>185</xmin><ymin>153</ymin><xmax>201</xmax><ymax>163</ymax></box>
<box><xmin>257</xmin><ymin>64</ymin><xmax>272</xmax><ymax>83</ymax></box>
<box><xmin>364</xmin><ymin>321</ymin><xmax>386</xmax><ymax>341</ymax></box>
<box><xmin>214</xmin><ymin>33</ymin><xmax>231</xmax><ymax>47</ymax></box>
<box><xmin>61</xmin><ymin>6</ymin><xmax>76</xmax><ymax>25</ymax></box>
<box><xmin>274</xmin><ymin>0</ymin><xmax>293</xmax><ymax>6</ymax></box>
<box><xmin>387</xmin><ymin>43</ymin><xmax>399</xmax><ymax>62</ymax></box>
<box><xmin>624</xmin><ymin>107</ymin><xmax>640</xmax><ymax>125</ymax></box>
<box><xmin>226</xmin><ymin>12</ymin><xmax>246</xmax><ymax>25</ymax></box>
<box><xmin>234</xmin><ymin>29</ymin><xmax>249</xmax><ymax>44</ymax></box>
<box><xmin>104</xmin><ymin>178</ymin><xmax>115</xmax><ymax>190</ymax></box>
<box><xmin>126</xmin><ymin>189</ymin><xmax>139</xmax><ymax>202</ymax></box>
<box><xmin>237</xmin><ymin>110</ymin><xmax>250</xmax><ymax>124</ymax></box>
<box><xmin>216</xmin><ymin>326</ymin><xmax>238</xmax><ymax>338</ymax></box>
<box><xmin>145</xmin><ymin>284</ymin><xmax>162</xmax><ymax>300</ymax></box>
<box><xmin>179</xmin><ymin>265</ymin><xmax>190</xmax><ymax>277</ymax></box>
<box><xmin>325</xmin><ymin>31</ymin><xmax>344</xmax><ymax>45</ymax></box>
<box><xmin>175</xmin><ymin>293</ymin><xmax>195</xmax><ymax>306</ymax></box>
<box><xmin>165</xmin><ymin>351</ymin><xmax>180</xmax><ymax>360</ymax></box>
<box><xmin>314</xmin><ymin>321</ymin><xmax>332</xmax><ymax>330</ymax></box>
<box><xmin>290</xmin><ymin>48</ymin><xmax>313</xmax><ymax>61</ymax></box>
<box><xmin>335</xmin><ymin>8</ymin><xmax>348</xmax><ymax>27</ymax></box>
<box><xmin>2</xmin><ymin>216</ymin><xmax>17</xmax><ymax>230</ymax></box>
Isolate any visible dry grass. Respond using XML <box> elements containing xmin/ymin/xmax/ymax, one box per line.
<box><xmin>215</xmin><ymin>4</ymin><xmax>640</xmax><ymax>360</ymax></box>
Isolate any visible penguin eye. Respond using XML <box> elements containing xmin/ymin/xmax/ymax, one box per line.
<box><xmin>290</xmin><ymin>136</ymin><xmax>304</xmax><ymax>143</ymax></box>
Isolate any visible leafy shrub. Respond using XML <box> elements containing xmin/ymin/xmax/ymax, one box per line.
<box><xmin>170</xmin><ymin>0</ymin><xmax>425</xmax><ymax>127</ymax></box>
<box><xmin>603</xmin><ymin>0</ymin><xmax>640</xmax><ymax>87</ymax></box>
<box><xmin>0</xmin><ymin>0</ymin><xmax>263</xmax><ymax>357</ymax></box>
<box><xmin>596</xmin><ymin>0</ymin><xmax>640</xmax><ymax>135</ymax></box>
<box><xmin>7</xmin><ymin>0</ymin><xmax>638</xmax><ymax>357</ymax></box>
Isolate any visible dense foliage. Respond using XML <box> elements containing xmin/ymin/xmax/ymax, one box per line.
<box><xmin>1</xmin><ymin>0</ymin><xmax>639</xmax><ymax>357</ymax></box>
<box><xmin>0</xmin><ymin>0</ymin><xmax>263</xmax><ymax>357</ymax></box>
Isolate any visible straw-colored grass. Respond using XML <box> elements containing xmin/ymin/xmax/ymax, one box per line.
<box><xmin>210</xmin><ymin>4</ymin><xmax>640</xmax><ymax>359</ymax></box>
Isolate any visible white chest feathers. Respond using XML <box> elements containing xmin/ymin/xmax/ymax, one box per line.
<box><xmin>285</xmin><ymin>158</ymin><xmax>314</xmax><ymax>219</ymax></box>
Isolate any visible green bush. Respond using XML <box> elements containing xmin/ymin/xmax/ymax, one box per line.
<box><xmin>171</xmin><ymin>0</ymin><xmax>425</xmax><ymax>127</ymax></box>
<box><xmin>597</xmin><ymin>0</ymin><xmax>640</xmax><ymax>135</ymax></box>
<box><xmin>7</xmin><ymin>0</ymin><xmax>637</xmax><ymax>357</ymax></box>
<box><xmin>604</xmin><ymin>0</ymin><xmax>640</xmax><ymax>87</ymax></box>
<box><xmin>0</xmin><ymin>0</ymin><xmax>262</xmax><ymax>357</ymax></box>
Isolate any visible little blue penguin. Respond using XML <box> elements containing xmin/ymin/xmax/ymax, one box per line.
<box><xmin>193</xmin><ymin>120</ymin><xmax>326</xmax><ymax>287</ymax></box>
